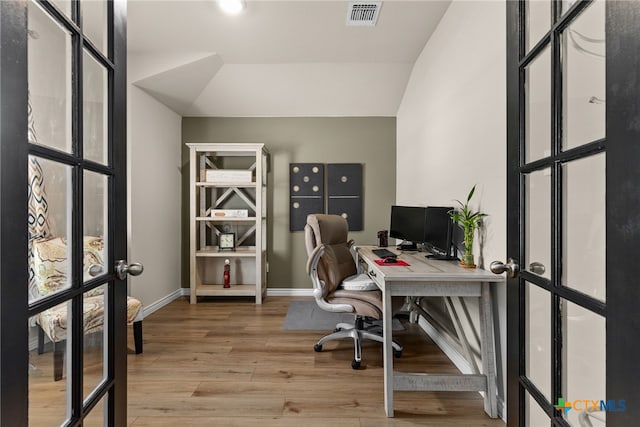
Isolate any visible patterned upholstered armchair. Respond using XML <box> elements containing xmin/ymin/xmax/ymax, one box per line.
<box><xmin>27</xmin><ymin>150</ymin><xmax>143</xmax><ymax>381</ymax></box>
<box><xmin>30</xmin><ymin>235</ymin><xmax>144</xmax><ymax>381</ymax></box>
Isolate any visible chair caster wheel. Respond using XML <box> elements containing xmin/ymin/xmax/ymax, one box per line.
<box><xmin>393</xmin><ymin>349</ymin><xmax>402</xmax><ymax>358</ymax></box>
<box><xmin>314</xmin><ymin>344</ymin><xmax>323</xmax><ymax>352</ymax></box>
<box><xmin>351</xmin><ymin>359</ymin><xmax>361</xmax><ymax>369</ymax></box>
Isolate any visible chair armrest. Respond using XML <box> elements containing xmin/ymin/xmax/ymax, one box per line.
<box><xmin>348</xmin><ymin>241</ymin><xmax>364</xmax><ymax>274</ymax></box>
<box><xmin>306</xmin><ymin>244</ymin><xmax>354</xmax><ymax>313</ymax></box>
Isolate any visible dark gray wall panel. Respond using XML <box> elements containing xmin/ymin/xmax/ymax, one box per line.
<box><xmin>327</xmin><ymin>163</ymin><xmax>363</xmax><ymax>231</ymax></box>
<box><xmin>290</xmin><ymin>163</ymin><xmax>324</xmax><ymax>231</ymax></box>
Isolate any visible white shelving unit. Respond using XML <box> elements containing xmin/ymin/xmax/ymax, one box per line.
<box><xmin>187</xmin><ymin>143</ymin><xmax>268</xmax><ymax>304</ymax></box>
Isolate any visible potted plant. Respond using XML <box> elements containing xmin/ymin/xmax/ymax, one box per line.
<box><xmin>448</xmin><ymin>185</ymin><xmax>487</xmax><ymax>268</ymax></box>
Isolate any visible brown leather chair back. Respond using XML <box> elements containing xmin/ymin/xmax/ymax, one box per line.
<box><xmin>305</xmin><ymin>214</ymin><xmax>357</xmax><ymax>296</ymax></box>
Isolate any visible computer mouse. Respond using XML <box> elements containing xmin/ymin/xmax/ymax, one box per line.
<box><xmin>383</xmin><ymin>257</ymin><xmax>397</xmax><ymax>264</ymax></box>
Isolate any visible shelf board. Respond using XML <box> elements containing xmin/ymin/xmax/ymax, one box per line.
<box><xmin>196</xmin><ymin>247</ymin><xmax>256</xmax><ymax>257</ymax></box>
<box><xmin>196</xmin><ymin>181</ymin><xmax>256</xmax><ymax>188</ymax></box>
<box><xmin>195</xmin><ymin>283</ymin><xmax>256</xmax><ymax>296</ymax></box>
<box><xmin>196</xmin><ymin>216</ymin><xmax>257</xmax><ymax>222</ymax></box>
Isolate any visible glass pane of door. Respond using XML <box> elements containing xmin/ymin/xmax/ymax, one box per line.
<box><xmin>83</xmin><ymin>285</ymin><xmax>107</xmax><ymax>400</ymax></box>
<box><xmin>562</xmin><ymin>300</ymin><xmax>606</xmax><ymax>426</ymax></box>
<box><xmin>28</xmin><ymin>309</ymin><xmax>72</xmax><ymax>425</ymax></box>
<box><xmin>83</xmin><ymin>171</ymin><xmax>108</xmax><ymax>276</ymax></box>
<box><xmin>83</xmin><ymin>50</ymin><xmax>109</xmax><ymax>165</ymax></box>
<box><xmin>83</xmin><ymin>396</ymin><xmax>107</xmax><ymax>426</ymax></box>
<box><xmin>562</xmin><ymin>153</ymin><xmax>605</xmax><ymax>301</ymax></box>
<box><xmin>83</xmin><ymin>171</ymin><xmax>109</xmax><ymax>398</ymax></box>
<box><xmin>525</xmin><ymin>47</ymin><xmax>552</xmax><ymax>163</ymax></box>
<box><xmin>525</xmin><ymin>169</ymin><xmax>551</xmax><ymax>279</ymax></box>
<box><xmin>28</xmin><ymin>157</ymin><xmax>72</xmax><ymax>303</ymax></box>
<box><xmin>49</xmin><ymin>0</ymin><xmax>71</xmax><ymax>18</ymax></box>
<box><xmin>526</xmin><ymin>0</ymin><xmax>551</xmax><ymax>52</ymax></box>
<box><xmin>526</xmin><ymin>391</ymin><xmax>550</xmax><ymax>427</ymax></box>
<box><xmin>562</xmin><ymin>0</ymin><xmax>605</xmax><ymax>150</ymax></box>
<box><xmin>28</xmin><ymin>0</ymin><xmax>72</xmax><ymax>154</ymax></box>
<box><xmin>526</xmin><ymin>282</ymin><xmax>552</xmax><ymax>400</ymax></box>
<box><xmin>82</xmin><ymin>0</ymin><xmax>108</xmax><ymax>54</ymax></box>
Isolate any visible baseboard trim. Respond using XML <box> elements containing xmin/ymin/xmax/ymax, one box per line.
<box><xmin>142</xmin><ymin>287</ymin><xmax>313</xmax><ymax>318</ymax></box>
<box><xmin>142</xmin><ymin>288</ymin><xmax>188</xmax><ymax>318</ymax></box>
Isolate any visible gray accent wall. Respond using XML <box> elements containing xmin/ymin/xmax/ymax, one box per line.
<box><xmin>181</xmin><ymin>117</ymin><xmax>396</xmax><ymax>289</ymax></box>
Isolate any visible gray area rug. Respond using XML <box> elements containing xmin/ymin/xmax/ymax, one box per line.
<box><xmin>283</xmin><ymin>300</ymin><xmax>404</xmax><ymax>331</ymax></box>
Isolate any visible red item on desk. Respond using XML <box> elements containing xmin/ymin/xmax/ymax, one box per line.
<box><xmin>374</xmin><ymin>259</ymin><xmax>410</xmax><ymax>266</ymax></box>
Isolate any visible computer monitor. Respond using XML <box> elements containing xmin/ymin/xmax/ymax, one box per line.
<box><xmin>389</xmin><ymin>205</ymin><xmax>427</xmax><ymax>250</ymax></box>
<box><xmin>423</xmin><ymin>206</ymin><xmax>458</xmax><ymax>260</ymax></box>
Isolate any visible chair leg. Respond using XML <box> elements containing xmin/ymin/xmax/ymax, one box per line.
<box><xmin>53</xmin><ymin>340</ymin><xmax>64</xmax><ymax>381</ymax></box>
<box><xmin>37</xmin><ymin>326</ymin><xmax>45</xmax><ymax>355</ymax></box>
<box><xmin>133</xmin><ymin>320</ymin><xmax>143</xmax><ymax>354</ymax></box>
<box><xmin>352</xmin><ymin>330</ymin><xmax>363</xmax><ymax>369</ymax></box>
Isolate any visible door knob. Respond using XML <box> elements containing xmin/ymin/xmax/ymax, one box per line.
<box><xmin>88</xmin><ymin>264</ymin><xmax>104</xmax><ymax>277</ymax></box>
<box><xmin>529</xmin><ymin>261</ymin><xmax>546</xmax><ymax>275</ymax></box>
<box><xmin>115</xmin><ymin>260</ymin><xmax>144</xmax><ymax>280</ymax></box>
<box><xmin>490</xmin><ymin>258</ymin><xmax>520</xmax><ymax>278</ymax></box>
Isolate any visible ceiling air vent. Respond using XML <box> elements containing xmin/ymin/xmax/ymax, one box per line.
<box><xmin>346</xmin><ymin>2</ymin><xmax>382</xmax><ymax>27</ymax></box>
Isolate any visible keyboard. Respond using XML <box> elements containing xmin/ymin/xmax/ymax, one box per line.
<box><xmin>372</xmin><ymin>248</ymin><xmax>398</xmax><ymax>259</ymax></box>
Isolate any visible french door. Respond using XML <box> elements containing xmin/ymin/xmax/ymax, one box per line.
<box><xmin>506</xmin><ymin>0</ymin><xmax>640</xmax><ymax>425</ymax></box>
<box><xmin>0</xmin><ymin>0</ymin><xmax>129</xmax><ymax>425</ymax></box>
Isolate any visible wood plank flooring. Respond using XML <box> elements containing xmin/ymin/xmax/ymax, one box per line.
<box><xmin>126</xmin><ymin>296</ymin><xmax>505</xmax><ymax>426</ymax></box>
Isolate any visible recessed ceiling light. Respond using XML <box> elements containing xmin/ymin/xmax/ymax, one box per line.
<box><xmin>218</xmin><ymin>0</ymin><xmax>245</xmax><ymax>15</ymax></box>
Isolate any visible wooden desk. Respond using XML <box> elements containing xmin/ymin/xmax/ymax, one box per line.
<box><xmin>356</xmin><ymin>246</ymin><xmax>503</xmax><ymax>418</ymax></box>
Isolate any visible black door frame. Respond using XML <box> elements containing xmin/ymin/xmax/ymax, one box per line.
<box><xmin>507</xmin><ymin>0</ymin><xmax>640</xmax><ymax>425</ymax></box>
<box><xmin>605</xmin><ymin>2</ymin><xmax>640</xmax><ymax>426</ymax></box>
<box><xmin>0</xmin><ymin>1</ymin><xmax>30</xmax><ymax>424</ymax></box>
<box><xmin>0</xmin><ymin>0</ymin><xmax>129</xmax><ymax>424</ymax></box>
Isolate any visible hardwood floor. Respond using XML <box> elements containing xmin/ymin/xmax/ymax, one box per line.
<box><xmin>126</xmin><ymin>296</ymin><xmax>505</xmax><ymax>426</ymax></box>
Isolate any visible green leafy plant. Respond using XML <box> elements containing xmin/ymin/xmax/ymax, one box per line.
<box><xmin>448</xmin><ymin>185</ymin><xmax>488</xmax><ymax>266</ymax></box>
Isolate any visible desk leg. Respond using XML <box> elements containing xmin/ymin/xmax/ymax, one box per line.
<box><xmin>383</xmin><ymin>286</ymin><xmax>394</xmax><ymax>417</ymax></box>
<box><xmin>480</xmin><ymin>282</ymin><xmax>498</xmax><ymax>418</ymax></box>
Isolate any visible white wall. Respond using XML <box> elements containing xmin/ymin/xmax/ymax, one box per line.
<box><xmin>127</xmin><ymin>57</ymin><xmax>183</xmax><ymax>309</ymax></box>
<box><xmin>396</xmin><ymin>0</ymin><xmax>507</xmax><ymax>415</ymax></box>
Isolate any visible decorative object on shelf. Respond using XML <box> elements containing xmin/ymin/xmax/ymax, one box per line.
<box><xmin>211</xmin><ymin>209</ymin><xmax>249</xmax><ymax>218</ymax></box>
<box><xmin>219</xmin><ymin>232</ymin><xmax>236</xmax><ymax>251</ymax></box>
<box><xmin>205</xmin><ymin>169</ymin><xmax>252</xmax><ymax>183</ymax></box>
<box><xmin>223</xmin><ymin>259</ymin><xmax>231</xmax><ymax>288</ymax></box>
<box><xmin>448</xmin><ymin>185</ymin><xmax>488</xmax><ymax>269</ymax></box>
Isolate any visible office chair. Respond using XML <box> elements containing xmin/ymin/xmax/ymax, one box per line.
<box><xmin>304</xmin><ymin>214</ymin><xmax>402</xmax><ymax>369</ymax></box>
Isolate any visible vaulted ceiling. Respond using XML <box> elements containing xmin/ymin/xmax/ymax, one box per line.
<box><xmin>128</xmin><ymin>0</ymin><xmax>451</xmax><ymax>117</ymax></box>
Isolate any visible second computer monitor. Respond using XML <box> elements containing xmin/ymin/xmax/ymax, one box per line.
<box><xmin>423</xmin><ymin>206</ymin><xmax>457</xmax><ymax>260</ymax></box>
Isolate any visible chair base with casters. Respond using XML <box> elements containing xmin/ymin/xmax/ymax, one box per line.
<box><xmin>304</xmin><ymin>214</ymin><xmax>403</xmax><ymax>369</ymax></box>
<box><xmin>313</xmin><ymin>314</ymin><xmax>403</xmax><ymax>369</ymax></box>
